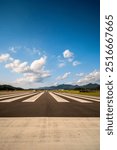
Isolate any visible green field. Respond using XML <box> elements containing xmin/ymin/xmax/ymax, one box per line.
<box><xmin>55</xmin><ymin>90</ymin><xmax>100</xmax><ymax>97</ymax></box>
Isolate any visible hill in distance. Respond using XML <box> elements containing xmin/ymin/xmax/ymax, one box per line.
<box><xmin>38</xmin><ymin>83</ymin><xmax>100</xmax><ymax>90</ymax></box>
<box><xmin>0</xmin><ymin>84</ymin><xmax>23</xmax><ymax>91</ymax></box>
<box><xmin>0</xmin><ymin>83</ymin><xmax>100</xmax><ymax>91</ymax></box>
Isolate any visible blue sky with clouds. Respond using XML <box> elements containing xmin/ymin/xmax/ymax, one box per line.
<box><xmin>0</xmin><ymin>0</ymin><xmax>100</xmax><ymax>88</ymax></box>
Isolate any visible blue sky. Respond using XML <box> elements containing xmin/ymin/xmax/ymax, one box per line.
<box><xmin>0</xmin><ymin>0</ymin><xmax>100</xmax><ymax>88</ymax></box>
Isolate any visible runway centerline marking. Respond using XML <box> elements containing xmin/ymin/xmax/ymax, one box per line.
<box><xmin>49</xmin><ymin>92</ymin><xmax>69</xmax><ymax>102</ymax></box>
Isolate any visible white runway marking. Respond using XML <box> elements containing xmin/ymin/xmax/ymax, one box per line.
<box><xmin>72</xmin><ymin>95</ymin><xmax>100</xmax><ymax>102</ymax></box>
<box><xmin>54</xmin><ymin>92</ymin><xmax>92</xmax><ymax>103</ymax></box>
<box><xmin>0</xmin><ymin>93</ymin><xmax>37</xmax><ymax>102</ymax></box>
<box><xmin>61</xmin><ymin>93</ymin><xmax>100</xmax><ymax>102</ymax></box>
<box><xmin>0</xmin><ymin>92</ymin><xmax>30</xmax><ymax>100</ymax></box>
<box><xmin>22</xmin><ymin>92</ymin><xmax>44</xmax><ymax>102</ymax></box>
<box><xmin>78</xmin><ymin>95</ymin><xmax>100</xmax><ymax>100</ymax></box>
<box><xmin>0</xmin><ymin>92</ymin><xmax>30</xmax><ymax>97</ymax></box>
<box><xmin>49</xmin><ymin>92</ymin><xmax>69</xmax><ymax>102</ymax></box>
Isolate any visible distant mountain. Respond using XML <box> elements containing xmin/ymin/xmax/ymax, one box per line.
<box><xmin>54</xmin><ymin>84</ymin><xmax>79</xmax><ymax>90</ymax></box>
<box><xmin>38</xmin><ymin>84</ymin><xmax>79</xmax><ymax>90</ymax></box>
<box><xmin>81</xmin><ymin>83</ymin><xmax>100</xmax><ymax>89</ymax></box>
<box><xmin>39</xmin><ymin>84</ymin><xmax>79</xmax><ymax>90</ymax></box>
<box><xmin>38</xmin><ymin>83</ymin><xmax>100</xmax><ymax>90</ymax></box>
<box><xmin>0</xmin><ymin>83</ymin><xmax>100</xmax><ymax>91</ymax></box>
<box><xmin>74</xmin><ymin>83</ymin><xmax>100</xmax><ymax>91</ymax></box>
<box><xmin>0</xmin><ymin>84</ymin><xmax>23</xmax><ymax>90</ymax></box>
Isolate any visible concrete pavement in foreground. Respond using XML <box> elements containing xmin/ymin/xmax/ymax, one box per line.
<box><xmin>0</xmin><ymin>117</ymin><xmax>99</xmax><ymax>150</ymax></box>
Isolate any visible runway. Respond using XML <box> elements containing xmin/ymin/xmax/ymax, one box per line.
<box><xmin>0</xmin><ymin>91</ymin><xmax>100</xmax><ymax>117</ymax></box>
<box><xmin>0</xmin><ymin>91</ymin><xmax>100</xmax><ymax>150</ymax></box>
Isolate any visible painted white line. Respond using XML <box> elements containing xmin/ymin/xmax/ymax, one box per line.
<box><xmin>54</xmin><ymin>92</ymin><xmax>92</xmax><ymax>103</ymax></box>
<box><xmin>0</xmin><ymin>92</ymin><xmax>30</xmax><ymax>100</ymax></box>
<box><xmin>61</xmin><ymin>93</ymin><xmax>100</xmax><ymax>102</ymax></box>
<box><xmin>49</xmin><ymin>92</ymin><xmax>69</xmax><ymax>102</ymax></box>
<box><xmin>0</xmin><ymin>92</ymin><xmax>30</xmax><ymax>97</ymax></box>
<box><xmin>0</xmin><ymin>93</ymin><xmax>37</xmax><ymax>102</ymax></box>
<box><xmin>73</xmin><ymin>95</ymin><xmax>100</xmax><ymax>102</ymax></box>
<box><xmin>78</xmin><ymin>95</ymin><xmax>100</xmax><ymax>100</ymax></box>
<box><xmin>22</xmin><ymin>92</ymin><xmax>44</xmax><ymax>102</ymax></box>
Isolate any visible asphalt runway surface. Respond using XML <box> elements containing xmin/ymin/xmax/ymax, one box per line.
<box><xmin>0</xmin><ymin>91</ymin><xmax>100</xmax><ymax>117</ymax></box>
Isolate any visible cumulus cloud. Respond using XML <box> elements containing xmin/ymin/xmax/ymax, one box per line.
<box><xmin>0</xmin><ymin>53</ymin><xmax>11</xmax><ymax>62</ymax></box>
<box><xmin>30</xmin><ymin>56</ymin><xmax>47</xmax><ymax>71</ymax></box>
<box><xmin>5</xmin><ymin>59</ymin><xmax>29</xmax><ymax>73</ymax></box>
<box><xmin>15</xmin><ymin>70</ymin><xmax>51</xmax><ymax>84</ymax></box>
<box><xmin>62</xmin><ymin>49</ymin><xmax>81</xmax><ymax>66</ymax></box>
<box><xmin>77</xmin><ymin>70</ymin><xmax>100</xmax><ymax>85</ymax></box>
<box><xmin>63</xmin><ymin>49</ymin><xmax>74</xmax><ymax>58</ymax></box>
<box><xmin>56</xmin><ymin>72</ymin><xmax>71</xmax><ymax>81</ymax></box>
<box><xmin>0</xmin><ymin>53</ymin><xmax>51</xmax><ymax>84</ymax></box>
<box><xmin>16</xmin><ymin>56</ymin><xmax>50</xmax><ymax>83</ymax></box>
<box><xmin>5</xmin><ymin>55</ymin><xmax>47</xmax><ymax>73</ymax></box>
<box><xmin>72</xmin><ymin>61</ymin><xmax>81</xmax><ymax>66</ymax></box>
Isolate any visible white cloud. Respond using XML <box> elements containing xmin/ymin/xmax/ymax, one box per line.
<box><xmin>62</xmin><ymin>49</ymin><xmax>81</xmax><ymax>66</ymax></box>
<box><xmin>53</xmin><ymin>82</ymin><xmax>59</xmax><ymax>86</ymax></box>
<box><xmin>77</xmin><ymin>70</ymin><xmax>100</xmax><ymax>85</ymax></box>
<box><xmin>1</xmin><ymin>53</ymin><xmax>51</xmax><ymax>84</ymax></box>
<box><xmin>63</xmin><ymin>49</ymin><xmax>74</xmax><ymax>58</ymax></box>
<box><xmin>58</xmin><ymin>62</ymin><xmax>65</xmax><ymax>68</ymax></box>
<box><xmin>0</xmin><ymin>53</ymin><xmax>11</xmax><ymax>62</ymax></box>
<box><xmin>76</xmin><ymin>73</ymin><xmax>84</xmax><ymax>77</ymax></box>
<box><xmin>30</xmin><ymin>56</ymin><xmax>47</xmax><ymax>71</ymax></box>
<box><xmin>15</xmin><ymin>70</ymin><xmax>51</xmax><ymax>84</ymax></box>
<box><xmin>56</xmin><ymin>72</ymin><xmax>71</xmax><ymax>81</ymax></box>
<box><xmin>5</xmin><ymin>59</ymin><xmax>29</xmax><ymax>73</ymax></box>
<box><xmin>0</xmin><ymin>50</ymin><xmax>52</xmax><ymax>88</ymax></box>
<box><xmin>72</xmin><ymin>61</ymin><xmax>81</xmax><ymax>66</ymax></box>
<box><xmin>5</xmin><ymin>55</ymin><xmax>47</xmax><ymax>74</ymax></box>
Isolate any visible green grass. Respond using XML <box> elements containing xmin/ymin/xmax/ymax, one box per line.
<box><xmin>55</xmin><ymin>90</ymin><xmax>100</xmax><ymax>97</ymax></box>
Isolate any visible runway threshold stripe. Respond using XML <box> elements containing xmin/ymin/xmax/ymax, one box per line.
<box><xmin>78</xmin><ymin>95</ymin><xmax>100</xmax><ymax>100</ymax></box>
<box><xmin>61</xmin><ymin>93</ymin><xmax>100</xmax><ymax>102</ymax></box>
<box><xmin>73</xmin><ymin>95</ymin><xmax>100</xmax><ymax>102</ymax></box>
<box><xmin>0</xmin><ymin>92</ymin><xmax>30</xmax><ymax>98</ymax></box>
<box><xmin>22</xmin><ymin>92</ymin><xmax>44</xmax><ymax>102</ymax></box>
<box><xmin>0</xmin><ymin>92</ymin><xmax>30</xmax><ymax>100</ymax></box>
<box><xmin>54</xmin><ymin>92</ymin><xmax>92</xmax><ymax>103</ymax></box>
<box><xmin>49</xmin><ymin>92</ymin><xmax>69</xmax><ymax>102</ymax></box>
<box><xmin>0</xmin><ymin>92</ymin><xmax>37</xmax><ymax>102</ymax></box>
